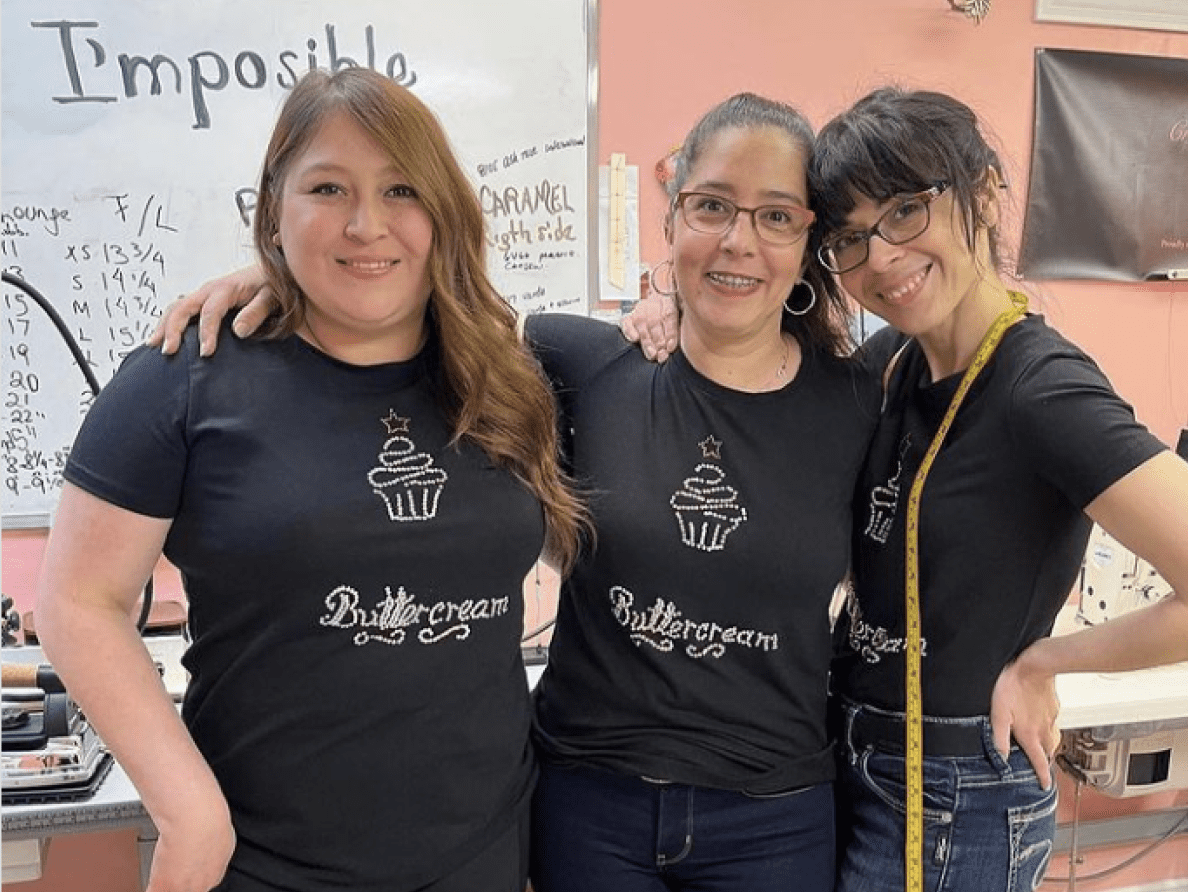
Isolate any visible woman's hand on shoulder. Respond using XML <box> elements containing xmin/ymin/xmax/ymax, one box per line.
<box><xmin>147</xmin><ymin>265</ymin><xmax>275</xmax><ymax>357</ymax></box>
<box><xmin>620</xmin><ymin>291</ymin><xmax>680</xmax><ymax>363</ymax></box>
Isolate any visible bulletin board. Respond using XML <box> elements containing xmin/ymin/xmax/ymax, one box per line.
<box><xmin>1</xmin><ymin>0</ymin><xmax>598</xmax><ymax>528</ymax></box>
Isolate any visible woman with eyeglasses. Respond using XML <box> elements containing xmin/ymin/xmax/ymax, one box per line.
<box><xmin>148</xmin><ymin>92</ymin><xmax>878</xmax><ymax>891</ymax></box>
<box><xmin>625</xmin><ymin>86</ymin><xmax>1188</xmax><ymax>891</ymax></box>
<box><xmin>814</xmin><ymin>87</ymin><xmax>1188</xmax><ymax>891</ymax></box>
<box><xmin>521</xmin><ymin>94</ymin><xmax>876</xmax><ymax>892</ymax></box>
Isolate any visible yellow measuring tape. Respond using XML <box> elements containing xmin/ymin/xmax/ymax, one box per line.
<box><xmin>902</xmin><ymin>291</ymin><xmax>1027</xmax><ymax>891</ymax></box>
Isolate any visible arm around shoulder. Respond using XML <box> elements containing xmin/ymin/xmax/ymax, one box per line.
<box><xmin>620</xmin><ymin>291</ymin><xmax>680</xmax><ymax>361</ymax></box>
<box><xmin>523</xmin><ymin>310</ymin><xmax>629</xmax><ymax>386</ymax></box>
<box><xmin>147</xmin><ymin>264</ymin><xmax>274</xmax><ymax>357</ymax></box>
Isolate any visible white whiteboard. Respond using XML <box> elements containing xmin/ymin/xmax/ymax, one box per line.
<box><xmin>1</xmin><ymin>0</ymin><xmax>597</xmax><ymax>527</ymax></box>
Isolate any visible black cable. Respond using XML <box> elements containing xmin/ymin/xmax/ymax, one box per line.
<box><xmin>2</xmin><ymin>271</ymin><xmax>102</xmax><ymax>396</ymax></box>
<box><xmin>522</xmin><ymin>617</ymin><xmax>555</xmax><ymax>642</ymax></box>
<box><xmin>1044</xmin><ymin>808</ymin><xmax>1188</xmax><ymax>885</ymax></box>
<box><xmin>1046</xmin><ymin>751</ymin><xmax>1188</xmax><ymax>885</ymax></box>
<box><xmin>2</xmin><ymin>271</ymin><xmax>154</xmax><ymax>632</ymax></box>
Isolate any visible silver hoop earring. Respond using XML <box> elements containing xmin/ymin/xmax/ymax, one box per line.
<box><xmin>783</xmin><ymin>279</ymin><xmax>817</xmax><ymax>316</ymax></box>
<box><xmin>648</xmin><ymin>259</ymin><xmax>678</xmax><ymax>297</ymax></box>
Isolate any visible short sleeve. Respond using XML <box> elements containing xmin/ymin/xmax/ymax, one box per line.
<box><xmin>64</xmin><ymin>343</ymin><xmax>192</xmax><ymax>518</ymax></box>
<box><xmin>1008</xmin><ymin>348</ymin><xmax>1166</xmax><ymax>509</ymax></box>
<box><xmin>524</xmin><ymin>312</ymin><xmax>632</xmax><ymax>390</ymax></box>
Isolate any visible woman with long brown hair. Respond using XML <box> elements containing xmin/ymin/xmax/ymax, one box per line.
<box><xmin>36</xmin><ymin>67</ymin><xmax>585</xmax><ymax>892</ymax></box>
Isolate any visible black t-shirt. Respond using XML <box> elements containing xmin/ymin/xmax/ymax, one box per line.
<box><xmin>65</xmin><ymin>325</ymin><xmax>541</xmax><ymax>891</ymax></box>
<box><xmin>527</xmin><ymin>313</ymin><xmax>880</xmax><ymax>793</ymax></box>
<box><xmin>834</xmin><ymin>314</ymin><xmax>1166</xmax><ymax>717</ymax></box>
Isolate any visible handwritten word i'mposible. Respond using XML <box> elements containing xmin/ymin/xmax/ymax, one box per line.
<box><xmin>29</xmin><ymin>20</ymin><xmax>417</xmax><ymax>129</ymax></box>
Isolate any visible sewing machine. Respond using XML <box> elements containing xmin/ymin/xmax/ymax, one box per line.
<box><xmin>1058</xmin><ymin>523</ymin><xmax>1186</xmax><ymax>798</ymax></box>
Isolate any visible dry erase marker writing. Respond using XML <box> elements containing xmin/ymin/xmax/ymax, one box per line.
<box><xmin>29</xmin><ymin>21</ymin><xmax>417</xmax><ymax>129</ymax></box>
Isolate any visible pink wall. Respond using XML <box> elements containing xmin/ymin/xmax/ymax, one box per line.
<box><xmin>13</xmin><ymin>831</ymin><xmax>142</xmax><ymax>892</ymax></box>
<box><xmin>4</xmin><ymin>1</ymin><xmax>1187</xmax><ymax>888</ymax></box>
<box><xmin>600</xmin><ymin>0</ymin><xmax>1188</xmax><ymax>447</ymax></box>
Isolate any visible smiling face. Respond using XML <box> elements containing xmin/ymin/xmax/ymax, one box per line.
<box><xmin>277</xmin><ymin>109</ymin><xmax>434</xmax><ymax>364</ymax></box>
<box><xmin>836</xmin><ymin>186</ymin><xmax>993</xmax><ymax>340</ymax></box>
<box><xmin>669</xmin><ymin>125</ymin><xmax>810</xmax><ymax>349</ymax></box>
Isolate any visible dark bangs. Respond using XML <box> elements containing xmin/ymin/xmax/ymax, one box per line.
<box><xmin>810</xmin><ymin>120</ymin><xmax>943</xmax><ymax>233</ymax></box>
<box><xmin>809</xmin><ymin>88</ymin><xmax>1000</xmax><ymax>246</ymax></box>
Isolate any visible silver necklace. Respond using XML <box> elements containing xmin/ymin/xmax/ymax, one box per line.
<box><xmin>758</xmin><ymin>337</ymin><xmax>790</xmax><ymax>391</ymax></box>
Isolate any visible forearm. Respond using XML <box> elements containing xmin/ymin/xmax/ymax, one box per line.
<box><xmin>992</xmin><ymin>452</ymin><xmax>1188</xmax><ymax>782</ymax></box>
<box><xmin>986</xmin><ymin>594</ymin><xmax>1188</xmax><ymax>784</ymax></box>
<box><xmin>37</xmin><ymin>596</ymin><xmax>229</xmax><ymax>831</ymax></box>
<box><xmin>1029</xmin><ymin>450</ymin><xmax>1188</xmax><ymax>677</ymax></box>
<box><xmin>1020</xmin><ymin>593</ymin><xmax>1188</xmax><ymax>679</ymax></box>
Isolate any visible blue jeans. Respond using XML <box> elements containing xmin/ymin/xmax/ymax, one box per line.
<box><xmin>834</xmin><ymin>700</ymin><xmax>1058</xmax><ymax>892</ymax></box>
<box><xmin>530</xmin><ymin>762</ymin><xmax>835</xmax><ymax>892</ymax></box>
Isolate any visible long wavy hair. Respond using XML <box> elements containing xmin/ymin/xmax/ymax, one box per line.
<box><xmin>252</xmin><ymin>67</ymin><xmax>588</xmax><ymax>569</ymax></box>
<box><xmin>666</xmin><ymin>92</ymin><xmax>855</xmax><ymax>357</ymax></box>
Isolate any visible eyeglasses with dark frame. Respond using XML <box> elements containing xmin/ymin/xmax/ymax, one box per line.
<box><xmin>817</xmin><ymin>182</ymin><xmax>949</xmax><ymax>274</ymax></box>
<box><xmin>674</xmin><ymin>191</ymin><xmax>816</xmax><ymax>246</ymax></box>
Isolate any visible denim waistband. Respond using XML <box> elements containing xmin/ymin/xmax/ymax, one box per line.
<box><xmin>838</xmin><ymin>698</ymin><xmax>988</xmax><ymax>758</ymax></box>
